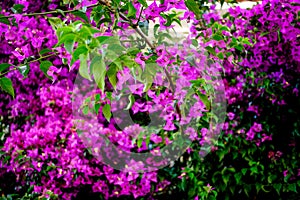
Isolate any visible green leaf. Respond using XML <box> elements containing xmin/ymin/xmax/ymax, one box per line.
<box><xmin>94</xmin><ymin>103</ymin><xmax>101</xmax><ymax>115</ymax></box>
<box><xmin>241</xmin><ymin>168</ymin><xmax>247</xmax><ymax>175</ymax></box>
<box><xmin>0</xmin><ymin>77</ymin><xmax>15</xmax><ymax>98</ymax></box>
<box><xmin>56</xmin><ymin>26</ymin><xmax>74</xmax><ymax>39</ymax></box>
<box><xmin>267</xmin><ymin>174</ymin><xmax>277</xmax><ymax>184</ymax></box>
<box><xmin>137</xmin><ymin>137</ymin><xmax>143</xmax><ymax>148</ymax></box>
<box><xmin>234</xmin><ymin>44</ymin><xmax>243</xmax><ymax>51</ymax></box>
<box><xmin>137</xmin><ymin>0</ymin><xmax>148</xmax><ymax>7</ymax></box>
<box><xmin>48</xmin><ymin>17</ymin><xmax>63</xmax><ymax>30</ymax></box>
<box><xmin>223</xmin><ymin>174</ymin><xmax>230</xmax><ymax>186</ymax></box>
<box><xmin>273</xmin><ymin>183</ymin><xmax>282</xmax><ymax>195</ymax></box>
<box><xmin>0</xmin><ymin>14</ymin><xmax>10</xmax><ymax>25</ymax></box>
<box><xmin>242</xmin><ymin>38</ymin><xmax>252</xmax><ymax>46</ymax></box>
<box><xmin>64</xmin><ymin>39</ymin><xmax>75</xmax><ymax>54</ymax></box>
<box><xmin>91</xmin><ymin>55</ymin><xmax>106</xmax><ymax>91</ymax></box>
<box><xmin>95</xmin><ymin>93</ymin><xmax>101</xmax><ymax>102</ymax></box>
<box><xmin>18</xmin><ymin>64</ymin><xmax>29</xmax><ymax>77</ymax></box>
<box><xmin>217</xmin><ymin>52</ymin><xmax>224</xmax><ymax>59</ymax></box>
<box><xmin>256</xmin><ymin>184</ymin><xmax>262</xmax><ymax>193</ymax></box>
<box><xmin>250</xmin><ymin>166</ymin><xmax>258</xmax><ymax>174</ymax></box>
<box><xmin>205</xmin><ymin>46</ymin><xmax>216</xmax><ymax>56</ymax></box>
<box><xmin>102</xmin><ymin>104</ymin><xmax>112</xmax><ymax>122</ymax></box>
<box><xmin>244</xmin><ymin>185</ymin><xmax>251</xmax><ymax>197</ymax></box>
<box><xmin>107</xmin><ymin>63</ymin><xmax>117</xmax><ymax>89</ymax></box>
<box><xmin>79</xmin><ymin>54</ymin><xmax>91</xmax><ymax>80</ymax></box>
<box><xmin>0</xmin><ymin>63</ymin><xmax>11</xmax><ymax>73</ymax></box>
<box><xmin>39</xmin><ymin>48</ymin><xmax>52</xmax><ymax>55</ymax></box>
<box><xmin>77</xmin><ymin>25</ymin><xmax>99</xmax><ymax>40</ymax></box>
<box><xmin>71</xmin><ymin>45</ymin><xmax>88</xmax><ymax>66</ymax></box>
<box><xmin>120</xmin><ymin>54</ymin><xmax>137</xmax><ymax>68</ymax></box>
<box><xmin>11</xmin><ymin>4</ymin><xmax>25</xmax><ymax>14</ymax></box>
<box><xmin>212</xmin><ymin>34</ymin><xmax>223</xmax><ymax>41</ymax></box>
<box><xmin>55</xmin><ymin>33</ymin><xmax>77</xmax><ymax>48</ymax></box>
<box><xmin>199</xmin><ymin>93</ymin><xmax>210</xmax><ymax>110</ymax></box>
<box><xmin>216</xmin><ymin>150</ymin><xmax>225</xmax><ymax>161</ymax></box>
<box><xmin>234</xmin><ymin>173</ymin><xmax>242</xmax><ymax>183</ymax></box>
<box><xmin>184</xmin><ymin>0</ymin><xmax>201</xmax><ymax>19</ymax></box>
<box><xmin>141</xmin><ymin>63</ymin><xmax>157</xmax><ymax>92</ymax></box>
<box><xmin>56</xmin><ymin>9</ymin><xmax>66</xmax><ymax>16</ymax></box>
<box><xmin>127</xmin><ymin>2</ymin><xmax>137</xmax><ymax>18</ymax></box>
<box><xmin>220</xmin><ymin>25</ymin><xmax>230</xmax><ymax>32</ymax></box>
<box><xmin>112</xmin><ymin>0</ymin><xmax>121</xmax><ymax>4</ymax></box>
<box><xmin>39</xmin><ymin>60</ymin><xmax>53</xmax><ymax>78</ymax></box>
<box><xmin>191</xmin><ymin>39</ymin><xmax>198</xmax><ymax>47</ymax></box>
<box><xmin>288</xmin><ymin>183</ymin><xmax>297</xmax><ymax>193</ymax></box>
<box><xmin>82</xmin><ymin>105</ymin><xmax>89</xmax><ymax>115</ymax></box>
<box><xmin>125</xmin><ymin>94</ymin><xmax>135</xmax><ymax>110</ymax></box>
<box><xmin>260</xmin><ymin>32</ymin><xmax>269</xmax><ymax>37</ymax></box>
<box><xmin>96</xmin><ymin>36</ymin><xmax>111</xmax><ymax>44</ymax></box>
<box><xmin>107</xmin><ymin>43</ymin><xmax>126</xmax><ymax>55</ymax></box>
<box><xmin>72</xmin><ymin>11</ymin><xmax>89</xmax><ymax>23</ymax></box>
<box><xmin>227</xmin><ymin>167</ymin><xmax>236</xmax><ymax>173</ymax></box>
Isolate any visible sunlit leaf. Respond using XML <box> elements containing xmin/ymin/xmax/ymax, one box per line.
<box><xmin>184</xmin><ymin>0</ymin><xmax>201</xmax><ymax>19</ymax></box>
<box><xmin>137</xmin><ymin>0</ymin><xmax>148</xmax><ymax>7</ymax></box>
<box><xmin>102</xmin><ymin>104</ymin><xmax>112</xmax><ymax>122</ymax></box>
<box><xmin>79</xmin><ymin>54</ymin><xmax>91</xmax><ymax>80</ymax></box>
<box><xmin>127</xmin><ymin>2</ymin><xmax>137</xmax><ymax>18</ymax></box>
<box><xmin>72</xmin><ymin>10</ymin><xmax>89</xmax><ymax>23</ymax></box>
<box><xmin>71</xmin><ymin>45</ymin><xmax>88</xmax><ymax>66</ymax></box>
<box><xmin>91</xmin><ymin>55</ymin><xmax>106</xmax><ymax>91</ymax></box>
<box><xmin>125</xmin><ymin>94</ymin><xmax>135</xmax><ymax>110</ymax></box>
<box><xmin>107</xmin><ymin>63</ymin><xmax>117</xmax><ymax>89</ymax></box>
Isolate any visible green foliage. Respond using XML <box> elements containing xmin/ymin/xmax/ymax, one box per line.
<box><xmin>91</xmin><ymin>55</ymin><xmax>106</xmax><ymax>91</ymax></box>
<box><xmin>0</xmin><ymin>77</ymin><xmax>14</xmax><ymax>98</ymax></box>
<box><xmin>102</xmin><ymin>104</ymin><xmax>112</xmax><ymax>122</ymax></box>
<box><xmin>39</xmin><ymin>60</ymin><xmax>53</xmax><ymax>78</ymax></box>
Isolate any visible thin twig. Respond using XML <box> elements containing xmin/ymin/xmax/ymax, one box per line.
<box><xmin>0</xmin><ymin>53</ymin><xmax>57</xmax><ymax>77</ymax></box>
<box><xmin>0</xmin><ymin>3</ymin><xmax>100</xmax><ymax>19</ymax></box>
<box><xmin>136</xmin><ymin>6</ymin><xmax>144</xmax><ymax>25</ymax></box>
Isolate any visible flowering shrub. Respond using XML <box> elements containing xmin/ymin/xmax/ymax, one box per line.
<box><xmin>0</xmin><ymin>0</ymin><xmax>299</xmax><ymax>200</ymax></box>
<box><xmin>187</xmin><ymin>0</ymin><xmax>300</xmax><ymax>199</ymax></box>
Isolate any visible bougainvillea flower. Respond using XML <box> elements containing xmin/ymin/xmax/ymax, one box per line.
<box><xmin>47</xmin><ymin>66</ymin><xmax>62</xmax><ymax>83</ymax></box>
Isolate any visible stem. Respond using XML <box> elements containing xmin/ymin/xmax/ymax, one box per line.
<box><xmin>136</xmin><ymin>6</ymin><xmax>144</xmax><ymax>25</ymax></box>
<box><xmin>29</xmin><ymin>52</ymin><xmax>58</xmax><ymax>63</ymax></box>
<box><xmin>1</xmin><ymin>0</ymin><xmax>180</xmax><ymax>121</ymax></box>
<box><xmin>132</xmin><ymin>26</ymin><xmax>155</xmax><ymax>50</ymax></box>
<box><xmin>0</xmin><ymin>3</ymin><xmax>100</xmax><ymax>19</ymax></box>
<box><xmin>118</xmin><ymin>12</ymin><xmax>155</xmax><ymax>50</ymax></box>
<box><xmin>0</xmin><ymin>67</ymin><xmax>17</xmax><ymax>77</ymax></box>
<box><xmin>0</xmin><ymin>53</ymin><xmax>57</xmax><ymax>77</ymax></box>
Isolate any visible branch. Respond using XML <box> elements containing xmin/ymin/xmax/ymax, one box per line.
<box><xmin>0</xmin><ymin>3</ymin><xmax>100</xmax><ymax>19</ymax></box>
<box><xmin>0</xmin><ymin>53</ymin><xmax>57</xmax><ymax>77</ymax></box>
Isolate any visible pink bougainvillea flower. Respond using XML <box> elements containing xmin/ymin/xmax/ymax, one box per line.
<box><xmin>252</xmin><ymin>122</ymin><xmax>262</xmax><ymax>132</ymax></box>
<box><xmin>227</xmin><ymin>112</ymin><xmax>235</xmax><ymax>120</ymax></box>
<box><xmin>47</xmin><ymin>66</ymin><xmax>62</xmax><ymax>83</ymax></box>
<box><xmin>163</xmin><ymin>120</ymin><xmax>176</xmax><ymax>131</ymax></box>
<box><xmin>150</xmin><ymin>134</ymin><xmax>162</xmax><ymax>143</ymax></box>
<box><xmin>261</xmin><ymin>133</ymin><xmax>272</xmax><ymax>142</ymax></box>
<box><xmin>246</xmin><ymin>129</ymin><xmax>255</xmax><ymax>140</ymax></box>
<box><xmin>135</xmin><ymin>52</ymin><xmax>150</xmax><ymax>69</ymax></box>
<box><xmin>128</xmin><ymin>83</ymin><xmax>144</xmax><ymax>96</ymax></box>
<box><xmin>186</xmin><ymin>127</ymin><xmax>198</xmax><ymax>140</ymax></box>
<box><xmin>144</xmin><ymin>1</ymin><xmax>161</xmax><ymax>22</ymax></box>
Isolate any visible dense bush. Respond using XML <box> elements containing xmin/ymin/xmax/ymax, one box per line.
<box><xmin>0</xmin><ymin>0</ymin><xmax>299</xmax><ymax>199</ymax></box>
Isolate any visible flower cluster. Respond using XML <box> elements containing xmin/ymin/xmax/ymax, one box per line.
<box><xmin>0</xmin><ymin>0</ymin><xmax>299</xmax><ymax>199</ymax></box>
